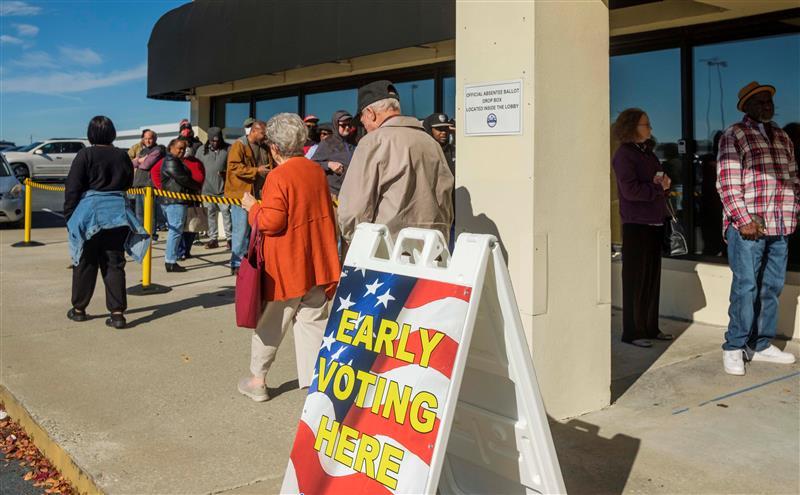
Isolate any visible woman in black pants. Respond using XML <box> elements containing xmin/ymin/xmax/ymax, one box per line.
<box><xmin>612</xmin><ymin>108</ymin><xmax>674</xmax><ymax>347</ymax></box>
<box><xmin>64</xmin><ymin>116</ymin><xmax>135</xmax><ymax>329</ymax></box>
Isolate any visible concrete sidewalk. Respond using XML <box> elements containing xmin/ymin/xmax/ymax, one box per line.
<box><xmin>1</xmin><ymin>225</ymin><xmax>798</xmax><ymax>494</ymax></box>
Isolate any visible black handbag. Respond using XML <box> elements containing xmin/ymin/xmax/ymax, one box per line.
<box><xmin>665</xmin><ymin>200</ymin><xmax>688</xmax><ymax>256</ymax></box>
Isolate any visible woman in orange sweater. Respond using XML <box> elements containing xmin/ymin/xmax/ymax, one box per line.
<box><xmin>238</xmin><ymin>113</ymin><xmax>340</xmax><ymax>402</ymax></box>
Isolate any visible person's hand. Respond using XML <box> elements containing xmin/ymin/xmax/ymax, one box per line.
<box><xmin>329</xmin><ymin>161</ymin><xmax>345</xmax><ymax>175</ymax></box>
<box><xmin>654</xmin><ymin>174</ymin><xmax>671</xmax><ymax>190</ymax></box>
<box><xmin>241</xmin><ymin>192</ymin><xmax>257</xmax><ymax>212</ymax></box>
<box><xmin>739</xmin><ymin>221</ymin><xmax>763</xmax><ymax>240</ymax></box>
<box><xmin>257</xmin><ymin>165</ymin><xmax>269</xmax><ymax>177</ymax></box>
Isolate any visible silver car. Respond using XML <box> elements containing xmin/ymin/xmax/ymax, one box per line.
<box><xmin>4</xmin><ymin>139</ymin><xmax>89</xmax><ymax>180</ymax></box>
<box><xmin>0</xmin><ymin>153</ymin><xmax>24</xmax><ymax>226</ymax></box>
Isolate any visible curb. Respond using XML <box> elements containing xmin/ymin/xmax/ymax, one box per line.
<box><xmin>0</xmin><ymin>385</ymin><xmax>103</xmax><ymax>495</ymax></box>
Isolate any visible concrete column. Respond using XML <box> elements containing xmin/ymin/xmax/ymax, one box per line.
<box><xmin>456</xmin><ymin>0</ymin><xmax>610</xmax><ymax>419</ymax></box>
<box><xmin>190</xmin><ymin>96</ymin><xmax>212</xmax><ymax>142</ymax></box>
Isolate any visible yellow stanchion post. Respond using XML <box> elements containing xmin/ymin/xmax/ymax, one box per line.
<box><xmin>128</xmin><ymin>186</ymin><xmax>170</xmax><ymax>295</ymax></box>
<box><xmin>142</xmin><ymin>186</ymin><xmax>153</xmax><ymax>287</ymax></box>
<box><xmin>12</xmin><ymin>178</ymin><xmax>44</xmax><ymax>247</ymax></box>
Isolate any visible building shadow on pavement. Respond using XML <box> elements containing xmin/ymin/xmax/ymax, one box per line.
<box><xmin>611</xmin><ymin>265</ymin><xmax>706</xmax><ymax>402</ymax></box>
<box><xmin>124</xmin><ymin>286</ymin><xmax>234</xmax><ymax>328</ymax></box>
<box><xmin>550</xmin><ymin>416</ymin><xmax>641</xmax><ymax>495</ymax></box>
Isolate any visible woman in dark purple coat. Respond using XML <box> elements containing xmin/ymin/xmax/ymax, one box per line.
<box><xmin>612</xmin><ymin>108</ymin><xmax>674</xmax><ymax>347</ymax></box>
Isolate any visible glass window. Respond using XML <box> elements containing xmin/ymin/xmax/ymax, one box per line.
<box><xmin>61</xmin><ymin>142</ymin><xmax>84</xmax><ymax>153</ymax></box>
<box><xmin>443</xmin><ymin>76</ymin><xmax>456</xmax><ymax>121</ymax></box>
<box><xmin>610</xmin><ymin>49</ymin><xmax>684</xmax><ymax>253</ymax></box>
<box><xmin>255</xmin><ymin>96</ymin><xmax>299</xmax><ymax>121</ymax></box>
<box><xmin>305</xmin><ymin>89</ymin><xmax>357</xmax><ymax>123</ymax></box>
<box><xmin>693</xmin><ymin>33</ymin><xmax>800</xmax><ymax>259</ymax></box>
<box><xmin>39</xmin><ymin>143</ymin><xmax>61</xmax><ymax>154</ymax></box>
<box><xmin>18</xmin><ymin>142</ymin><xmax>41</xmax><ymax>152</ymax></box>
<box><xmin>394</xmin><ymin>79</ymin><xmax>434</xmax><ymax>119</ymax></box>
<box><xmin>224</xmin><ymin>100</ymin><xmax>250</xmax><ymax>129</ymax></box>
<box><xmin>0</xmin><ymin>154</ymin><xmax>12</xmax><ymax>176</ymax></box>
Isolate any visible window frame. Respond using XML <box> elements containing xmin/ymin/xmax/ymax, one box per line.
<box><xmin>610</xmin><ymin>8</ymin><xmax>800</xmax><ymax>268</ymax></box>
<box><xmin>210</xmin><ymin>61</ymin><xmax>455</xmax><ymax>130</ymax></box>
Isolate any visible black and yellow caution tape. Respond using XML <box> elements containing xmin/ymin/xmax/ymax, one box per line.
<box><xmin>24</xmin><ymin>179</ymin><xmax>66</xmax><ymax>192</ymax></box>
<box><xmin>24</xmin><ymin>179</ymin><xmax>242</xmax><ymax>206</ymax></box>
<box><xmin>153</xmin><ymin>189</ymin><xmax>241</xmax><ymax>205</ymax></box>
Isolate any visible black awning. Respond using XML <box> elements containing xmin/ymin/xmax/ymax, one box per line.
<box><xmin>147</xmin><ymin>0</ymin><xmax>456</xmax><ymax>100</ymax></box>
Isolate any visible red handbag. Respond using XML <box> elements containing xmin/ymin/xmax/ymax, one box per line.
<box><xmin>235</xmin><ymin>211</ymin><xmax>267</xmax><ymax>329</ymax></box>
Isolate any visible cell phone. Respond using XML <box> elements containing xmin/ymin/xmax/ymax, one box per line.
<box><xmin>655</xmin><ymin>171</ymin><xmax>665</xmax><ymax>178</ymax></box>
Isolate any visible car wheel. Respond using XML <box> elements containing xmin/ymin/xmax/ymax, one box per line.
<box><xmin>11</xmin><ymin>163</ymin><xmax>29</xmax><ymax>181</ymax></box>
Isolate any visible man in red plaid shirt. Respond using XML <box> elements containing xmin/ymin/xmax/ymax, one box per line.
<box><xmin>716</xmin><ymin>81</ymin><xmax>798</xmax><ymax>376</ymax></box>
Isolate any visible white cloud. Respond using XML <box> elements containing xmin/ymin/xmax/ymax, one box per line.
<box><xmin>11</xmin><ymin>50</ymin><xmax>55</xmax><ymax>69</ymax></box>
<box><xmin>0</xmin><ymin>35</ymin><xmax>24</xmax><ymax>45</ymax></box>
<box><xmin>1</xmin><ymin>63</ymin><xmax>146</xmax><ymax>94</ymax></box>
<box><xmin>58</xmin><ymin>46</ymin><xmax>102</xmax><ymax>66</ymax></box>
<box><xmin>14</xmin><ymin>23</ymin><xmax>38</xmax><ymax>37</ymax></box>
<box><xmin>0</xmin><ymin>1</ymin><xmax>41</xmax><ymax>16</ymax></box>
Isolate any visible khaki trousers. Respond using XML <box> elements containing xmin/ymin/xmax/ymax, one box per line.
<box><xmin>250</xmin><ymin>286</ymin><xmax>328</xmax><ymax>388</ymax></box>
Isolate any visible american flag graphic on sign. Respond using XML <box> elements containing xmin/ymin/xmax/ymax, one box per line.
<box><xmin>281</xmin><ymin>265</ymin><xmax>473</xmax><ymax>494</ymax></box>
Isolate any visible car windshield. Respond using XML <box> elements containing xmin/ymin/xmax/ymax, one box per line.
<box><xmin>0</xmin><ymin>155</ymin><xmax>12</xmax><ymax>177</ymax></box>
<box><xmin>17</xmin><ymin>142</ymin><xmax>42</xmax><ymax>152</ymax></box>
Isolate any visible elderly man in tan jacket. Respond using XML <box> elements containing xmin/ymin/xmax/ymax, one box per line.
<box><xmin>225</xmin><ymin>120</ymin><xmax>269</xmax><ymax>274</ymax></box>
<box><xmin>338</xmin><ymin>80</ymin><xmax>454</xmax><ymax>243</ymax></box>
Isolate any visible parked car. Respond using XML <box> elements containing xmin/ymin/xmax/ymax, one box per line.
<box><xmin>0</xmin><ymin>153</ymin><xmax>24</xmax><ymax>226</ymax></box>
<box><xmin>4</xmin><ymin>139</ymin><xmax>89</xmax><ymax>181</ymax></box>
<box><xmin>0</xmin><ymin>141</ymin><xmax>17</xmax><ymax>152</ymax></box>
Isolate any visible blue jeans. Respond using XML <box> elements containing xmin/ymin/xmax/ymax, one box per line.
<box><xmin>163</xmin><ymin>204</ymin><xmax>187</xmax><ymax>264</ymax></box>
<box><xmin>205</xmin><ymin>202</ymin><xmax>232</xmax><ymax>241</ymax></box>
<box><xmin>230</xmin><ymin>205</ymin><xmax>251</xmax><ymax>269</ymax></box>
<box><xmin>723</xmin><ymin>227</ymin><xmax>788</xmax><ymax>351</ymax></box>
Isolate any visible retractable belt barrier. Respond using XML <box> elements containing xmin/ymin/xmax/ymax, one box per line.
<box><xmin>15</xmin><ymin>179</ymin><xmax>242</xmax><ymax>294</ymax></box>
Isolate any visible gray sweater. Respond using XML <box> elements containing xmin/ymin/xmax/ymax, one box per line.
<box><xmin>195</xmin><ymin>145</ymin><xmax>229</xmax><ymax>195</ymax></box>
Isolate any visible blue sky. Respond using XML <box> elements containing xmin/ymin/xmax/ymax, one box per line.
<box><xmin>0</xmin><ymin>0</ymin><xmax>189</xmax><ymax>146</ymax></box>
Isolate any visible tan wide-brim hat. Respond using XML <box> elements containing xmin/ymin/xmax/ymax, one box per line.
<box><xmin>737</xmin><ymin>81</ymin><xmax>776</xmax><ymax>111</ymax></box>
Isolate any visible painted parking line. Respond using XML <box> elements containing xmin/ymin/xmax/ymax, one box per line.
<box><xmin>673</xmin><ymin>370</ymin><xmax>800</xmax><ymax>415</ymax></box>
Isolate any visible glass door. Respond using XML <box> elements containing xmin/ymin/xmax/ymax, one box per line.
<box><xmin>610</xmin><ymin>48</ymin><xmax>684</xmax><ymax>253</ymax></box>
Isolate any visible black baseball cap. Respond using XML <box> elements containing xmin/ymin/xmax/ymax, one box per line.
<box><xmin>357</xmin><ymin>80</ymin><xmax>400</xmax><ymax>115</ymax></box>
<box><xmin>423</xmin><ymin>113</ymin><xmax>451</xmax><ymax>129</ymax></box>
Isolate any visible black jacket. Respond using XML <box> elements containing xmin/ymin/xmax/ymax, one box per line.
<box><xmin>159</xmin><ymin>153</ymin><xmax>201</xmax><ymax>205</ymax></box>
<box><xmin>64</xmin><ymin>146</ymin><xmax>133</xmax><ymax>220</ymax></box>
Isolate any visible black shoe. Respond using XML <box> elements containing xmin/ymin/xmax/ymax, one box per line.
<box><xmin>67</xmin><ymin>308</ymin><xmax>88</xmax><ymax>322</ymax></box>
<box><xmin>105</xmin><ymin>314</ymin><xmax>126</xmax><ymax>329</ymax></box>
<box><xmin>165</xmin><ymin>263</ymin><xmax>187</xmax><ymax>273</ymax></box>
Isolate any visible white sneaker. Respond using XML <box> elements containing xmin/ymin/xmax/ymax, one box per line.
<box><xmin>723</xmin><ymin>350</ymin><xmax>745</xmax><ymax>376</ymax></box>
<box><xmin>750</xmin><ymin>345</ymin><xmax>797</xmax><ymax>365</ymax></box>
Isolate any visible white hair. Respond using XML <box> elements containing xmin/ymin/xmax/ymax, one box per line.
<box><xmin>367</xmin><ymin>97</ymin><xmax>401</xmax><ymax>114</ymax></box>
<box><xmin>265</xmin><ymin>113</ymin><xmax>308</xmax><ymax>157</ymax></box>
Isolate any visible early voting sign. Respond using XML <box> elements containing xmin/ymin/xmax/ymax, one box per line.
<box><xmin>282</xmin><ymin>224</ymin><xmax>565</xmax><ymax>495</ymax></box>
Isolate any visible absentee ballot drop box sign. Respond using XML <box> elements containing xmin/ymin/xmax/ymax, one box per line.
<box><xmin>281</xmin><ymin>224</ymin><xmax>565</xmax><ymax>495</ymax></box>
